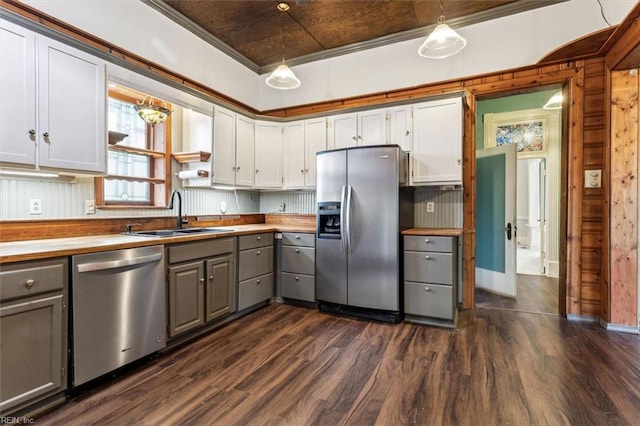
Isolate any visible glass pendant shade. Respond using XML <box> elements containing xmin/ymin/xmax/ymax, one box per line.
<box><xmin>543</xmin><ymin>91</ymin><xmax>563</xmax><ymax>110</ymax></box>
<box><xmin>418</xmin><ymin>23</ymin><xmax>467</xmax><ymax>59</ymax></box>
<box><xmin>134</xmin><ymin>99</ymin><xmax>171</xmax><ymax>125</ymax></box>
<box><xmin>266</xmin><ymin>63</ymin><xmax>301</xmax><ymax>90</ymax></box>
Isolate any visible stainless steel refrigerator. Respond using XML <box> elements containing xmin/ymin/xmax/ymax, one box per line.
<box><xmin>316</xmin><ymin>145</ymin><xmax>413</xmax><ymax>322</ymax></box>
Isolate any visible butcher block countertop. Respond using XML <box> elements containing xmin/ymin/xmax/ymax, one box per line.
<box><xmin>402</xmin><ymin>228</ymin><xmax>463</xmax><ymax>237</ymax></box>
<box><xmin>0</xmin><ymin>224</ymin><xmax>316</xmax><ymax>264</ymax></box>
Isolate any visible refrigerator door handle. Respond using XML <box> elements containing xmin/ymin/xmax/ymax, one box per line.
<box><xmin>345</xmin><ymin>185</ymin><xmax>353</xmax><ymax>256</ymax></box>
<box><xmin>340</xmin><ymin>185</ymin><xmax>347</xmax><ymax>254</ymax></box>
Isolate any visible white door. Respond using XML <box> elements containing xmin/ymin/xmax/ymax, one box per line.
<box><xmin>38</xmin><ymin>36</ymin><xmax>106</xmax><ymax>173</ymax></box>
<box><xmin>328</xmin><ymin>113</ymin><xmax>357</xmax><ymax>150</ymax></box>
<box><xmin>357</xmin><ymin>109</ymin><xmax>386</xmax><ymax>146</ymax></box>
<box><xmin>282</xmin><ymin>120</ymin><xmax>305</xmax><ymax>188</ymax></box>
<box><xmin>212</xmin><ymin>107</ymin><xmax>236</xmax><ymax>185</ymax></box>
<box><xmin>476</xmin><ymin>144</ymin><xmax>517</xmax><ymax>296</ymax></box>
<box><xmin>234</xmin><ymin>114</ymin><xmax>255</xmax><ymax>187</ymax></box>
<box><xmin>0</xmin><ymin>20</ymin><xmax>37</xmax><ymax>166</ymax></box>
<box><xmin>254</xmin><ymin>121</ymin><xmax>282</xmax><ymax>188</ymax></box>
<box><xmin>304</xmin><ymin>117</ymin><xmax>327</xmax><ymax>188</ymax></box>
<box><xmin>539</xmin><ymin>159</ymin><xmax>547</xmax><ymax>274</ymax></box>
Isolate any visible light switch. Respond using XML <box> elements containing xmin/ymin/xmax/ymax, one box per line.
<box><xmin>584</xmin><ymin>169</ymin><xmax>601</xmax><ymax>188</ymax></box>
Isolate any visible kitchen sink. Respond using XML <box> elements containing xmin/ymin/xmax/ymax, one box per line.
<box><xmin>126</xmin><ymin>227</ymin><xmax>232</xmax><ymax>237</ymax></box>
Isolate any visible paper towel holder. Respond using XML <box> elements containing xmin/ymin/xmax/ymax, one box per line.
<box><xmin>176</xmin><ymin>170</ymin><xmax>208</xmax><ymax>179</ymax></box>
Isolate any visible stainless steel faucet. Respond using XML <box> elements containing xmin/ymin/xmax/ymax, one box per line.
<box><xmin>168</xmin><ymin>190</ymin><xmax>187</xmax><ymax>229</ymax></box>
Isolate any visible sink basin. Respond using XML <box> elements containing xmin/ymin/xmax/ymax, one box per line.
<box><xmin>126</xmin><ymin>227</ymin><xmax>232</xmax><ymax>238</ymax></box>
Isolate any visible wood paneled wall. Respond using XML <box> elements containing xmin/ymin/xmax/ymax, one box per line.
<box><xmin>609</xmin><ymin>69</ymin><xmax>639</xmax><ymax>327</ymax></box>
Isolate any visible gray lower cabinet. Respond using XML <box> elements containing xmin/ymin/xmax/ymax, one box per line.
<box><xmin>403</xmin><ymin>235</ymin><xmax>458</xmax><ymax>327</ymax></box>
<box><xmin>238</xmin><ymin>233</ymin><xmax>274</xmax><ymax>310</ymax></box>
<box><xmin>167</xmin><ymin>238</ymin><xmax>236</xmax><ymax>338</ymax></box>
<box><xmin>0</xmin><ymin>258</ymin><xmax>68</xmax><ymax>415</ymax></box>
<box><xmin>281</xmin><ymin>232</ymin><xmax>315</xmax><ymax>302</ymax></box>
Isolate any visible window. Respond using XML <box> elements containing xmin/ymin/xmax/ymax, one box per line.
<box><xmin>96</xmin><ymin>85</ymin><xmax>172</xmax><ymax>208</ymax></box>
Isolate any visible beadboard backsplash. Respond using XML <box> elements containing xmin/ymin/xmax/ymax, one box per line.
<box><xmin>1</xmin><ymin>177</ymin><xmax>463</xmax><ymax>229</ymax></box>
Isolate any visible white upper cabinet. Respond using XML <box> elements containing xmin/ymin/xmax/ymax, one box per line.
<box><xmin>387</xmin><ymin>105</ymin><xmax>412</xmax><ymax>152</ymax></box>
<box><xmin>327</xmin><ymin>113</ymin><xmax>357</xmax><ymax>150</ymax></box>
<box><xmin>235</xmin><ymin>114</ymin><xmax>255</xmax><ymax>187</ymax></box>
<box><xmin>283</xmin><ymin>117</ymin><xmax>327</xmax><ymax>189</ymax></box>
<box><xmin>254</xmin><ymin>120</ymin><xmax>282</xmax><ymax>188</ymax></box>
<box><xmin>304</xmin><ymin>117</ymin><xmax>327</xmax><ymax>188</ymax></box>
<box><xmin>411</xmin><ymin>97</ymin><xmax>463</xmax><ymax>185</ymax></box>
<box><xmin>180</xmin><ymin>107</ymin><xmax>214</xmax><ymax>187</ymax></box>
<box><xmin>0</xmin><ymin>20</ymin><xmax>106</xmax><ymax>174</ymax></box>
<box><xmin>357</xmin><ymin>109</ymin><xmax>386</xmax><ymax>146</ymax></box>
<box><xmin>212</xmin><ymin>106</ymin><xmax>254</xmax><ymax>187</ymax></box>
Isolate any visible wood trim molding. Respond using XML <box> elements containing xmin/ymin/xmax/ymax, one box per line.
<box><xmin>603</xmin><ymin>2</ymin><xmax>640</xmax><ymax>70</ymax></box>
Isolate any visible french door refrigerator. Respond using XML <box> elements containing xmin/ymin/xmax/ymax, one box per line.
<box><xmin>316</xmin><ymin>145</ymin><xmax>413</xmax><ymax>322</ymax></box>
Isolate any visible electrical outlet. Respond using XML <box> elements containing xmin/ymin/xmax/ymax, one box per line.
<box><xmin>85</xmin><ymin>199</ymin><xmax>96</xmax><ymax>215</ymax></box>
<box><xmin>278</xmin><ymin>202</ymin><xmax>286</xmax><ymax>212</ymax></box>
<box><xmin>426</xmin><ymin>201</ymin><xmax>435</xmax><ymax>213</ymax></box>
<box><xmin>30</xmin><ymin>199</ymin><xmax>42</xmax><ymax>215</ymax></box>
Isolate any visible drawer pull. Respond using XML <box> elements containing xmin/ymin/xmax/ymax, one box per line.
<box><xmin>256</xmin><ymin>279</ymin><xmax>261</xmax><ymax>284</ymax></box>
<box><xmin>295</xmin><ymin>235</ymin><xmax>300</xmax><ymax>239</ymax></box>
<box><xmin>257</xmin><ymin>236</ymin><xmax>261</xmax><ymax>241</ymax></box>
<box><xmin>257</xmin><ymin>250</ymin><xmax>261</xmax><ymax>255</ymax></box>
<box><xmin>209</xmin><ymin>275</ymin><xmax>214</xmax><ymax>281</ymax></box>
<box><xmin>424</xmin><ymin>255</ymin><xmax>431</xmax><ymax>260</ymax></box>
<box><xmin>199</xmin><ymin>278</ymin><xmax>205</xmax><ymax>284</ymax></box>
<box><xmin>25</xmin><ymin>279</ymin><xmax>35</xmax><ymax>289</ymax></box>
<box><xmin>295</xmin><ymin>249</ymin><xmax>300</xmax><ymax>253</ymax></box>
<box><xmin>424</xmin><ymin>287</ymin><xmax>431</xmax><ymax>292</ymax></box>
<box><xmin>424</xmin><ymin>239</ymin><xmax>430</xmax><ymax>243</ymax></box>
<box><xmin>295</xmin><ymin>276</ymin><xmax>299</xmax><ymax>281</ymax></box>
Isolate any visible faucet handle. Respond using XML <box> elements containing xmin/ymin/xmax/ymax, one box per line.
<box><xmin>125</xmin><ymin>223</ymin><xmax>142</xmax><ymax>234</ymax></box>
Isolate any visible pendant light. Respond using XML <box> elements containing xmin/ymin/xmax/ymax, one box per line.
<box><xmin>134</xmin><ymin>95</ymin><xmax>172</xmax><ymax>126</ymax></box>
<box><xmin>418</xmin><ymin>0</ymin><xmax>467</xmax><ymax>59</ymax></box>
<box><xmin>543</xmin><ymin>90</ymin><xmax>563</xmax><ymax>110</ymax></box>
<box><xmin>266</xmin><ymin>2</ymin><xmax>301</xmax><ymax>90</ymax></box>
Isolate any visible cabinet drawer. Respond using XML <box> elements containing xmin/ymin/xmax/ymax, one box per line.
<box><xmin>404</xmin><ymin>235</ymin><xmax>453</xmax><ymax>253</ymax></box>
<box><xmin>404</xmin><ymin>251</ymin><xmax>453</xmax><ymax>285</ymax></box>
<box><xmin>282</xmin><ymin>246</ymin><xmax>315</xmax><ymax>275</ymax></box>
<box><xmin>404</xmin><ymin>281</ymin><xmax>454</xmax><ymax>320</ymax></box>
<box><xmin>238</xmin><ymin>233</ymin><xmax>273</xmax><ymax>250</ymax></box>
<box><xmin>238</xmin><ymin>273</ymin><xmax>273</xmax><ymax>310</ymax></box>
<box><xmin>282</xmin><ymin>232</ymin><xmax>315</xmax><ymax>247</ymax></box>
<box><xmin>168</xmin><ymin>237</ymin><xmax>235</xmax><ymax>264</ymax></box>
<box><xmin>238</xmin><ymin>246</ymin><xmax>273</xmax><ymax>282</ymax></box>
<box><xmin>281</xmin><ymin>273</ymin><xmax>315</xmax><ymax>302</ymax></box>
<box><xmin>0</xmin><ymin>258</ymin><xmax>67</xmax><ymax>302</ymax></box>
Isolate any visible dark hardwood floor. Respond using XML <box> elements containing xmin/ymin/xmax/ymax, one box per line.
<box><xmin>475</xmin><ymin>274</ymin><xmax>559</xmax><ymax>314</ymax></box>
<box><xmin>37</xmin><ymin>303</ymin><xmax>640</xmax><ymax>425</ymax></box>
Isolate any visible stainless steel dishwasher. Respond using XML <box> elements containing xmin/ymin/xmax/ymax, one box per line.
<box><xmin>71</xmin><ymin>245</ymin><xmax>166</xmax><ymax>386</ymax></box>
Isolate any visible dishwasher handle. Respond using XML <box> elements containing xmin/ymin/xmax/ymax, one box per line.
<box><xmin>76</xmin><ymin>253</ymin><xmax>162</xmax><ymax>273</ymax></box>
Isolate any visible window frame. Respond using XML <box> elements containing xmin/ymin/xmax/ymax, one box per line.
<box><xmin>96</xmin><ymin>87</ymin><xmax>172</xmax><ymax>209</ymax></box>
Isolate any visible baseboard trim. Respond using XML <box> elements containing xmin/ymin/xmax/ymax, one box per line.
<box><xmin>599</xmin><ymin>318</ymin><xmax>640</xmax><ymax>334</ymax></box>
<box><xmin>566</xmin><ymin>314</ymin><xmax>598</xmax><ymax>323</ymax></box>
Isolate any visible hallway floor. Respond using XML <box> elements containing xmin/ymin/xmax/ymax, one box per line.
<box><xmin>475</xmin><ymin>274</ymin><xmax>559</xmax><ymax>314</ymax></box>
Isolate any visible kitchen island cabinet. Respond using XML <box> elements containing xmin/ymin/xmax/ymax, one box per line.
<box><xmin>0</xmin><ymin>19</ymin><xmax>106</xmax><ymax>174</ymax></box>
<box><xmin>0</xmin><ymin>257</ymin><xmax>68</xmax><ymax>415</ymax></box>
<box><xmin>167</xmin><ymin>238</ymin><xmax>236</xmax><ymax>338</ymax></box>
<box><xmin>238</xmin><ymin>233</ymin><xmax>274</xmax><ymax>310</ymax></box>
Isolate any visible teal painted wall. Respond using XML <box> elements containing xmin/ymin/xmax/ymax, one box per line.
<box><xmin>476</xmin><ymin>89</ymin><xmax>558</xmax><ymax>150</ymax></box>
<box><xmin>476</xmin><ymin>153</ymin><xmax>507</xmax><ymax>272</ymax></box>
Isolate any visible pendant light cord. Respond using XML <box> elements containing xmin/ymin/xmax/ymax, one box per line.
<box><xmin>596</xmin><ymin>0</ymin><xmax>611</xmax><ymax>26</ymax></box>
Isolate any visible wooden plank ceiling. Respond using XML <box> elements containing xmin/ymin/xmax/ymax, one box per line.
<box><xmin>144</xmin><ymin>0</ymin><xmax>566</xmax><ymax>73</ymax></box>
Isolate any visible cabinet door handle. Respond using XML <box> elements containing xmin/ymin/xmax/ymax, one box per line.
<box><xmin>256</xmin><ymin>279</ymin><xmax>261</xmax><ymax>284</ymax></box>
<box><xmin>424</xmin><ymin>238</ymin><xmax>430</xmax><ymax>243</ymax></box>
<box><xmin>236</xmin><ymin>166</ymin><xmax>240</xmax><ymax>171</ymax></box>
<box><xmin>199</xmin><ymin>278</ymin><xmax>205</xmax><ymax>284</ymax></box>
<box><xmin>295</xmin><ymin>235</ymin><xmax>300</xmax><ymax>239</ymax></box>
<box><xmin>301</xmin><ymin>169</ymin><xmax>305</xmax><ymax>174</ymax></box>
<box><xmin>405</xmin><ymin>130</ymin><xmax>410</xmax><ymax>136</ymax></box>
<box><xmin>424</xmin><ymin>255</ymin><xmax>431</xmax><ymax>260</ymax></box>
<box><xmin>305</xmin><ymin>169</ymin><xmax>309</xmax><ymax>173</ymax></box>
<box><xmin>352</xmin><ymin>136</ymin><xmax>357</xmax><ymax>140</ymax></box>
<box><xmin>295</xmin><ymin>276</ymin><xmax>299</xmax><ymax>281</ymax></box>
<box><xmin>209</xmin><ymin>275</ymin><xmax>214</xmax><ymax>281</ymax></box>
<box><xmin>25</xmin><ymin>279</ymin><xmax>35</xmax><ymax>289</ymax></box>
<box><xmin>295</xmin><ymin>249</ymin><xmax>300</xmax><ymax>253</ymax></box>
<box><xmin>424</xmin><ymin>287</ymin><xmax>431</xmax><ymax>292</ymax></box>
<box><xmin>255</xmin><ymin>169</ymin><xmax>259</xmax><ymax>174</ymax></box>
<box><xmin>43</xmin><ymin>132</ymin><xmax>50</xmax><ymax>139</ymax></box>
<box><xmin>256</xmin><ymin>250</ymin><xmax>261</xmax><ymax>255</ymax></box>
<box><xmin>28</xmin><ymin>129</ymin><xmax>36</xmax><ymax>136</ymax></box>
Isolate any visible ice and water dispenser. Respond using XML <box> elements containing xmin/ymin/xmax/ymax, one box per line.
<box><xmin>317</xmin><ymin>202</ymin><xmax>341</xmax><ymax>239</ymax></box>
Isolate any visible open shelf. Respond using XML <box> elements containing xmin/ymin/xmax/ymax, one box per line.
<box><xmin>108</xmin><ymin>144</ymin><xmax>166</xmax><ymax>159</ymax></box>
<box><xmin>104</xmin><ymin>174</ymin><xmax>165</xmax><ymax>184</ymax></box>
<box><xmin>172</xmin><ymin>151</ymin><xmax>211</xmax><ymax>163</ymax></box>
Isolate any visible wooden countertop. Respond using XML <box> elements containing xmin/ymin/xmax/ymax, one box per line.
<box><xmin>402</xmin><ymin>228</ymin><xmax>463</xmax><ymax>237</ymax></box>
<box><xmin>0</xmin><ymin>224</ymin><xmax>316</xmax><ymax>264</ymax></box>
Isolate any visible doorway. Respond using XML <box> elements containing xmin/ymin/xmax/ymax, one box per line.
<box><xmin>474</xmin><ymin>90</ymin><xmax>561</xmax><ymax>315</ymax></box>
